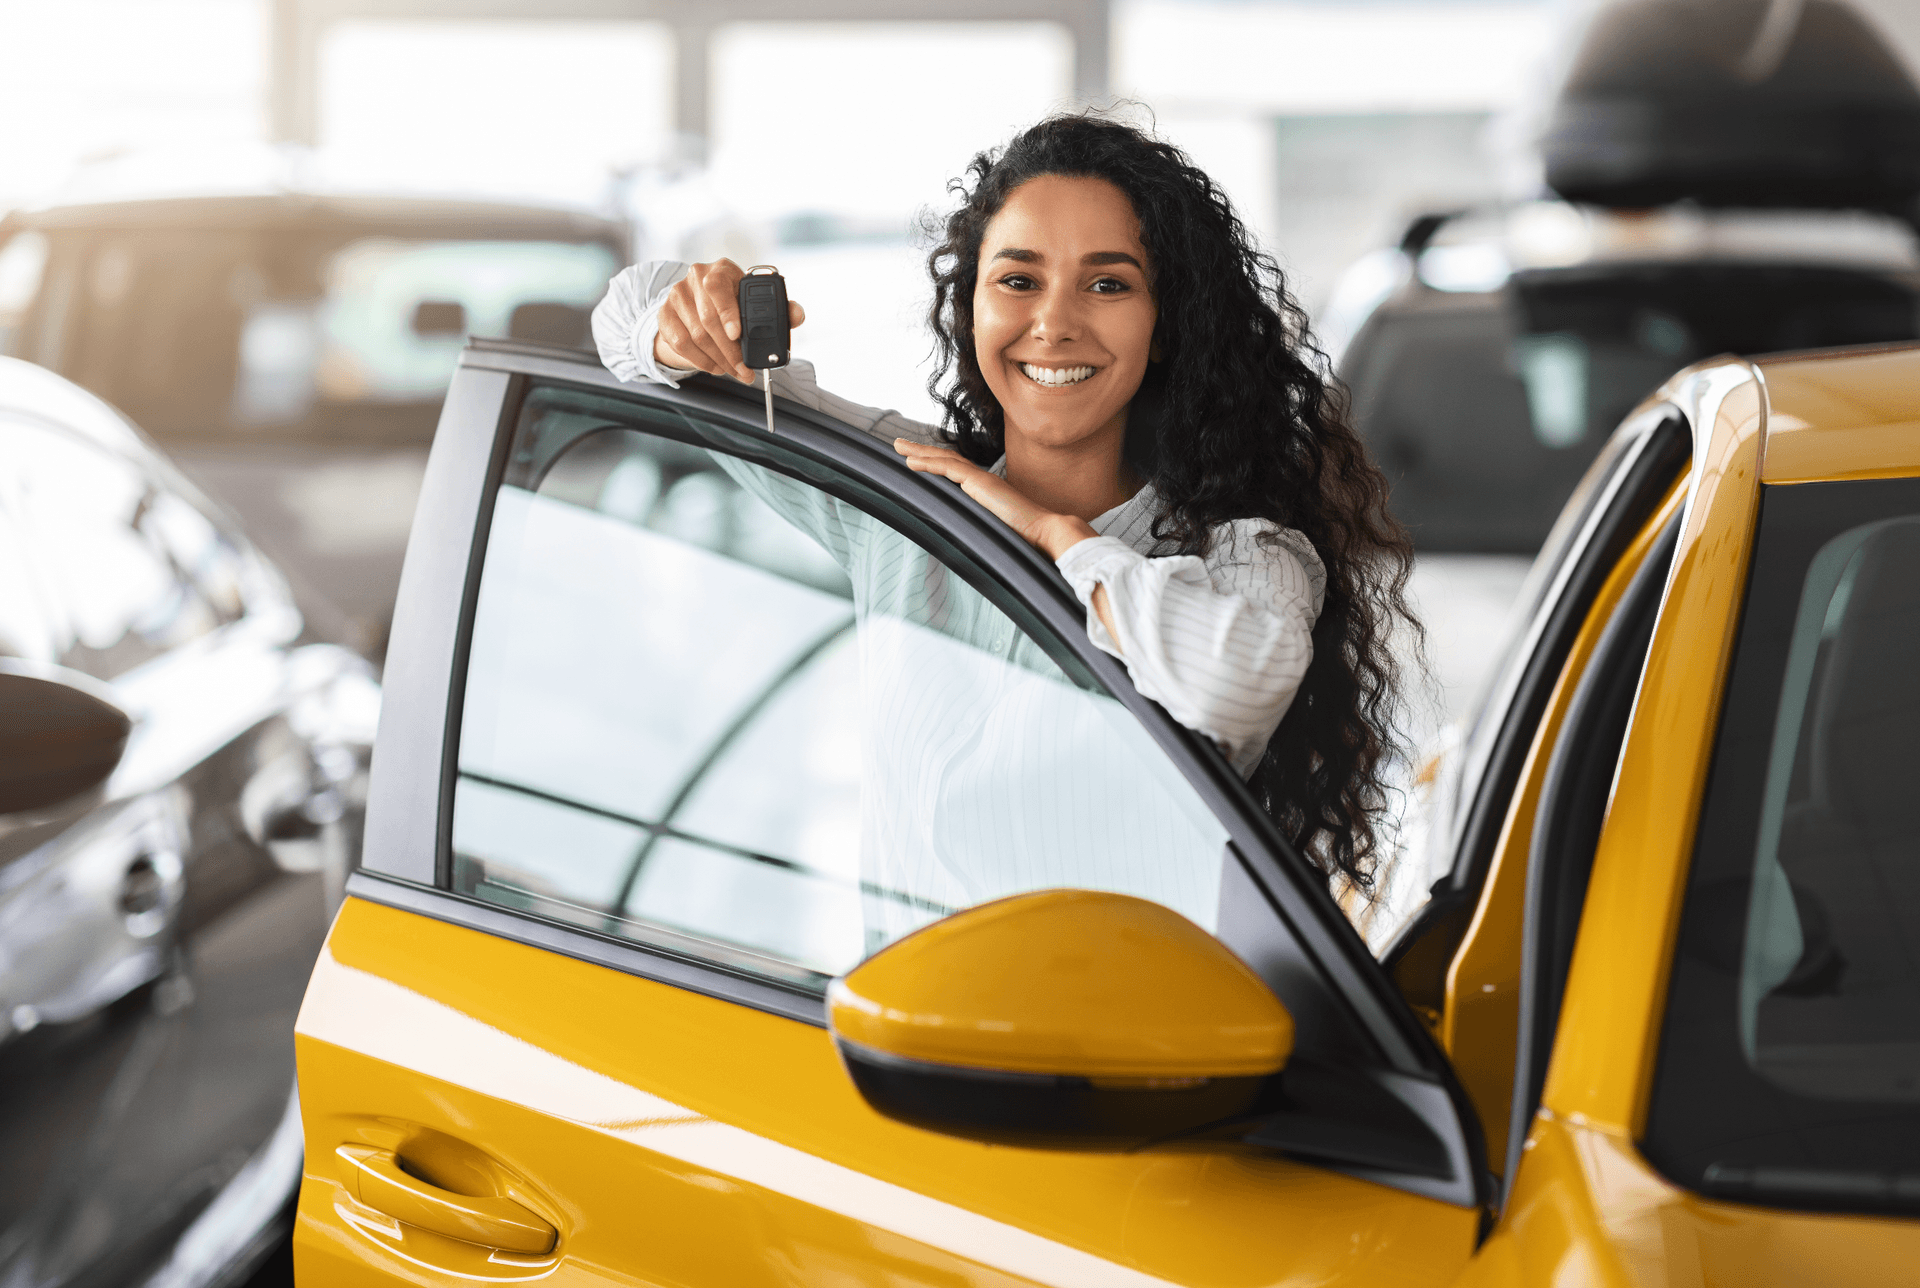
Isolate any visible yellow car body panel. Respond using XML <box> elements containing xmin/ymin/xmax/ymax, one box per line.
<box><xmin>1441</xmin><ymin>479</ymin><xmax>1687</xmax><ymax>1174</ymax></box>
<box><xmin>1759</xmin><ymin>346</ymin><xmax>1920</xmax><ymax>484</ymax></box>
<box><xmin>295</xmin><ymin>898</ymin><xmax>1477</xmax><ymax>1288</ymax></box>
<box><xmin>1469</xmin><ymin>1113</ymin><xmax>1920</xmax><ymax>1288</ymax></box>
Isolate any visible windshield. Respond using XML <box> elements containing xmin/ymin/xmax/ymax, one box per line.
<box><xmin>12</xmin><ymin>224</ymin><xmax>619</xmax><ymax>446</ymax></box>
<box><xmin>1644</xmin><ymin>476</ymin><xmax>1920</xmax><ymax>1215</ymax></box>
<box><xmin>1342</xmin><ymin>263</ymin><xmax>1920</xmax><ymax>552</ymax></box>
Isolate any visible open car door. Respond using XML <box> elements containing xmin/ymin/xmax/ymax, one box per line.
<box><xmin>293</xmin><ymin>341</ymin><xmax>1490</xmax><ymax>1287</ymax></box>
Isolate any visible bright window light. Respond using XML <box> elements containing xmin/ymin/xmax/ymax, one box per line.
<box><xmin>320</xmin><ymin>20</ymin><xmax>674</xmax><ymax>200</ymax></box>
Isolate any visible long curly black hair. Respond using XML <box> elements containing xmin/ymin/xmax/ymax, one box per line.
<box><xmin>924</xmin><ymin>112</ymin><xmax>1419</xmax><ymax>891</ymax></box>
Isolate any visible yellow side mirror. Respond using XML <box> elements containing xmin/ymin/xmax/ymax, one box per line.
<box><xmin>827</xmin><ymin>889</ymin><xmax>1293</xmax><ymax>1145</ymax></box>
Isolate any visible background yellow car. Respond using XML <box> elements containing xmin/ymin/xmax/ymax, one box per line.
<box><xmin>291</xmin><ymin>334</ymin><xmax>1920</xmax><ymax>1286</ymax></box>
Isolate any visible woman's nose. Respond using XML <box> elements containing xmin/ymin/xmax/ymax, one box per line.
<box><xmin>1028</xmin><ymin>285</ymin><xmax>1080</xmax><ymax>343</ymax></box>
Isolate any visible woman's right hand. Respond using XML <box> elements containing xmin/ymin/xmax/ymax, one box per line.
<box><xmin>653</xmin><ymin>259</ymin><xmax>807</xmax><ymax>384</ymax></box>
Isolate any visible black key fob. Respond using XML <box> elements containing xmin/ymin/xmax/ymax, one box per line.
<box><xmin>738</xmin><ymin>266</ymin><xmax>790</xmax><ymax>370</ymax></box>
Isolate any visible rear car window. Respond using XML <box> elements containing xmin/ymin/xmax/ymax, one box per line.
<box><xmin>1644</xmin><ymin>476</ymin><xmax>1920</xmax><ymax>1215</ymax></box>
<box><xmin>13</xmin><ymin>224</ymin><xmax>617</xmax><ymax>446</ymax></box>
<box><xmin>1342</xmin><ymin>264</ymin><xmax>1920</xmax><ymax>552</ymax></box>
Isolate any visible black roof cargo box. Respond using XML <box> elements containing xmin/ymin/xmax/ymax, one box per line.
<box><xmin>1543</xmin><ymin>0</ymin><xmax>1920</xmax><ymax>209</ymax></box>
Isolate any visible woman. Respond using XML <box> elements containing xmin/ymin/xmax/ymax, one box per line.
<box><xmin>595</xmin><ymin>113</ymin><xmax>1414</xmax><ymax>900</ymax></box>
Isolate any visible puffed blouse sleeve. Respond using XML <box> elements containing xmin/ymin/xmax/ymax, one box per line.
<box><xmin>1055</xmin><ymin>521</ymin><xmax>1325</xmax><ymax>778</ymax></box>
<box><xmin>591</xmin><ymin>260</ymin><xmax>943</xmax><ymax>445</ymax></box>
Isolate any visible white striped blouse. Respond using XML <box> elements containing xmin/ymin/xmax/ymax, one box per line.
<box><xmin>593</xmin><ymin>260</ymin><xmax>1325</xmax><ymax>780</ymax></box>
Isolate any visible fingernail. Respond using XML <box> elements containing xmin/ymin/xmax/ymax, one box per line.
<box><xmin>725</xmin><ymin>322</ymin><xmax>739</xmax><ymax>339</ymax></box>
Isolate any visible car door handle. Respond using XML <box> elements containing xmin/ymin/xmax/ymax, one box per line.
<box><xmin>336</xmin><ymin>1146</ymin><xmax>556</xmax><ymax>1254</ymax></box>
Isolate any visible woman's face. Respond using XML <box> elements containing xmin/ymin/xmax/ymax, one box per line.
<box><xmin>972</xmin><ymin>174</ymin><xmax>1157</xmax><ymax>454</ymax></box>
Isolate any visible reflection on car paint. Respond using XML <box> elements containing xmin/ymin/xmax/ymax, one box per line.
<box><xmin>299</xmin><ymin>902</ymin><xmax>1472</xmax><ymax>1288</ymax></box>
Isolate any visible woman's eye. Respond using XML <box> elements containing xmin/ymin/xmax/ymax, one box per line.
<box><xmin>1090</xmin><ymin>277</ymin><xmax>1131</xmax><ymax>294</ymax></box>
<box><xmin>998</xmin><ymin>273</ymin><xmax>1037</xmax><ymax>291</ymax></box>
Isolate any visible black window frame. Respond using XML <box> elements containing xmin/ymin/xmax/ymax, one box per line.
<box><xmin>352</xmin><ymin>338</ymin><xmax>1496</xmax><ymax>1210</ymax></box>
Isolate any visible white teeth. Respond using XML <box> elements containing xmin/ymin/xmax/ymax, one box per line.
<box><xmin>1019</xmin><ymin>363</ymin><xmax>1095</xmax><ymax>387</ymax></box>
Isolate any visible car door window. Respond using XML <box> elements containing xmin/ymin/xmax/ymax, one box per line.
<box><xmin>3</xmin><ymin>420</ymin><xmax>239</xmax><ymax>678</ymax></box>
<box><xmin>450</xmin><ymin>383</ymin><xmax>1229</xmax><ymax>989</ymax></box>
<box><xmin>1644</xmin><ymin>476</ymin><xmax>1920</xmax><ymax>1214</ymax></box>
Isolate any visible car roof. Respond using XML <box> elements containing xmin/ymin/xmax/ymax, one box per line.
<box><xmin>1757</xmin><ymin>343</ymin><xmax>1920</xmax><ymax>484</ymax></box>
<box><xmin>0</xmin><ymin>356</ymin><xmax>149</xmax><ymax>457</ymax></box>
<box><xmin>3</xmin><ymin>192</ymin><xmax>626</xmax><ymax>242</ymax></box>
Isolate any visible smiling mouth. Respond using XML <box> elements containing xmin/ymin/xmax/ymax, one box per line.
<box><xmin>1018</xmin><ymin>362</ymin><xmax>1096</xmax><ymax>388</ymax></box>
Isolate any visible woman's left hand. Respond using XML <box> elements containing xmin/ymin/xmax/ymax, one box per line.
<box><xmin>893</xmin><ymin>440</ymin><xmax>1095</xmax><ymax>559</ymax></box>
<box><xmin>895</xmin><ymin>439</ymin><xmax>1122</xmax><ymax>651</ymax></box>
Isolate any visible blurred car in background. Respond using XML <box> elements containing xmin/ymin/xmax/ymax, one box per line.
<box><xmin>0</xmin><ymin>178</ymin><xmax>627</xmax><ymax>658</ymax></box>
<box><xmin>1325</xmin><ymin>0</ymin><xmax>1920</xmax><ymax>723</ymax></box>
<box><xmin>0</xmin><ymin>356</ymin><xmax>377</xmax><ymax>1288</ymax></box>
<box><xmin>1329</xmin><ymin>201</ymin><xmax>1920</xmax><ymax>553</ymax></box>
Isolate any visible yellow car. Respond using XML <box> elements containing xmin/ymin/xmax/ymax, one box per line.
<box><xmin>292</xmin><ymin>336</ymin><xmax>1920</xmax><ymax>1285</ymax></box>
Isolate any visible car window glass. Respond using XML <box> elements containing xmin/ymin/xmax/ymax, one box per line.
<box><xmin>1645</xmin><ymin>477</ymin><xmax>1920</xmax><ymax>1213</ymax></box>
<box><xmin>41</xmin><ymin>229</ymin><xmax>617</xmax><ymax>446</ymax></box>
<box><xmin>1738</xmin><ymin>515</ymin><xmax>1920</xmax><ymax>1081</ymax></box>
<box><xmin>1343</xmin><ymin>265</ymin><xmax>1920</xmax><ymax>553</ymax></box>
<box><xmin>451</xmin><ymin>384</ymin><xmax>1229</xmax><ymax>990</ymax></box>
<box><xmin>4</xmin><ymin>420</ymin><xmax>233</xmax><ymax>677</ymax></box>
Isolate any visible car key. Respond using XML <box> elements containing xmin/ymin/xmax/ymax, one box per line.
<box><xmin>738</xmin><ymin>265</ymin><xmax>790</xmax><ymax>435</ymax></box>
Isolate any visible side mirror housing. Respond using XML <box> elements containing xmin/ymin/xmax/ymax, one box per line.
<box><xmin>0</xmin><ymin>662</ymin><xmax>132</xmax><ymax>815</ymax></box>
<box><xmin>827</xmin><ymin>890</ymin><xmax>1293</xmax><ymax>1145</ymax></box>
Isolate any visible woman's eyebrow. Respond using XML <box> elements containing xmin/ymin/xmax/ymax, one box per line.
<box><xmin>987</xmin><ymin>247</ymin><xmax>1144</xmax><ymax>269</ymax></box>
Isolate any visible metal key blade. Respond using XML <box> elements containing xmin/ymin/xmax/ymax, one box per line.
<box><xmin>763</xmin><ymin>369</ymin><xmax>775</xmax><ymax>435</ymax></box>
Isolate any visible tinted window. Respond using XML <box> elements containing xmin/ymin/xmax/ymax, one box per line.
<box><xmin>1645</xmin><ymin>477</ymin><xmax>1920</xmax><ymax>1214</ymax></box>
<box><xmin>1343</xmin><ymin>264</ymin><xmax>1920</xmax><ymax>552</ymax></box>
<box><xmin>451</xmin><ymin>384</ymin><xmax>1229</xmax><ymax>991</ymax></box>
<box><xmin>2</xmin><ymin>420</ymin><xmax>240</xmax><ymax>677</ymax></box>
